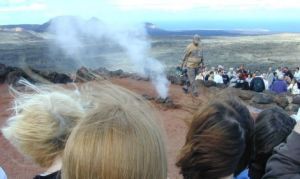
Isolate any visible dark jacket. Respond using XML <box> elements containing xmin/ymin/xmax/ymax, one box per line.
<box><xmin>263</xmin><ymin>131</ymin><xmax>300</xmax><ymax>179</ymax></box>
<box><xmin>250</xmin><ymin>77</ymin><xmax>265</xmax><ymax>92</ymax></box>
<box><xmin>34</xmin><ymin>171</ymin><xmax>60</xmax><ymax>179</ymax></box>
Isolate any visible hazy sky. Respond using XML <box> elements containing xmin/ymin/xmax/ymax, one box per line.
<box><xmin>1</xmin><ymin>0</ymin><xmax>300</xmax><ymax>31</ymax></box>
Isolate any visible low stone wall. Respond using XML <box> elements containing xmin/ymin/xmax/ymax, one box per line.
<box><xmin>1</xmin><ymin>64</ymin><xmax>299</xmax><ymax>114</ymax></box>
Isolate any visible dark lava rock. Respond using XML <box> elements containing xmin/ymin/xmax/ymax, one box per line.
<box><xmin>93</xmin><ymin>67</ymin><xmax>110</xmax><ymax>76</ymax></box>
<box><xmin>155</xmin><ymin>97</ymin><xmax>177</xmax><ymax>109</ymax></box>
<box><xmin>274</xmin><ymin>95</ymin><xmax>289</xmax><ymax>109</ymax></box>
<box><xmin>252</xmin><ymin>93</ymin><xmax>274</xmax><ymax>104</ymax></box>
<box><xmin>0</xmin><ymin>64</ymin><xmax>9</xmax><ymax>83</ymax></box>
<box><xmin>249</xmin><ymin>102</ymin><xmax>278</xmax><ymax>110</ymax></box>
<box><xmin>236</xmin><ymin>89</ymin><xmax>255</xmax><ymax>100</ymax></box>
<box><xmin>216</xmin><ymin>83</ymin><xmax>227</xmax><ymax>89</ymax></box>
<box><xmin>292</xmin><ymin>96</ymin><xmax>300</xmax><ymax>105</ymax></box>
<box><xmin>203</xmin><ymin>80</ymin><xmax>217</xmax><ymax>88</ymax></box>
<box><xmin>286</xmin><ymin>104</ymin><xmax>300</xmax><ymax>113</ymax></box>
<box><xmin>110</xmin><ymin>69</ymin><xmax>124</xmax><ymax>77</ymax></box>
<box><xmin>130</xmin><ymin>74</ymin><xmax>149</xmax><ymax>81</ymax></box>
<box><xmin>48</xmin><ymin>72</ymin><xmax>72</xmax><ymax>84</ymax></box>
<box><xmin>76</xmin><ymin>67</ymin><xmax>96</xmax><ymax>82</ymax></box>
<box><xmin>5</xmin><ymin>69</ymin><xmax>33</xmax><ymax>86</ymax></box>
<box><xmin>168</xmin><ymin>75</ymin><xmax>183</xmax><ymax>85</ymax></box>
<box><xmin>142</xmin><ymin>94</ymin><xmax>155</xmax><ymax>100</ymax></box>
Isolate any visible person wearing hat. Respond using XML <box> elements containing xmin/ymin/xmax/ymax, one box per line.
<box><xmin>180</xmin><ymin>34</ymin><xmax>203</xmax><ymax>96</ymax></box>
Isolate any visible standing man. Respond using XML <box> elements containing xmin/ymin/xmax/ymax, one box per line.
<box><xmin>181</xmin><ymin>34</ymin><xmax>203</xmax><ymax>96</ymax></box>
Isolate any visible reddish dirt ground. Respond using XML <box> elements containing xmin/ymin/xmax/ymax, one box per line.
<box><xmin>0</xmin><ymin>78</ymin><xmax>204</xmax><ymax>179</ymax></box>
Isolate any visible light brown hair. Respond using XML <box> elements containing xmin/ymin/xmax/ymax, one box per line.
<box><xmin>62</xmin><ymin>83</ymin><xmax>167</xmax><ymax>179</ymax></box>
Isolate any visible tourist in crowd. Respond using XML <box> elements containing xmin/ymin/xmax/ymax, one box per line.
<box><xmin>214</xmin><ymin>70</ymin><xmax>224</xmax><ymax>84</ymax></box>
<box><xmin>222</xmin><ymin>70</ymin><xmax>230</xmax><ymax>85</ymax></box>
<box><xmin>205</xmin><ymin>71</ymin><xmax>214</xmax><ymax>81</ymax></box>
<box><xmin>294</xmin><ymin>67</ymin><xmax>300</xmax><ymax>82</ymax></box>
<box><xmin>62</xmin><ymin>84</ymin><xmax>167</xmax><ymax>179</ymax></box>
<box><xmin>249</xmin><ymin>107</ymin><xmax>296</xmax><ymax>179</ymax></box>
<box><xmin>250</xmin><ymin>71</ymin><xmax>266</xmax><ymax>92</ymax></box>
<box><xmin>266</xmin><ymin>67</ymin><xmax>275</xmax><ymax>88</ymax></box>
<box><xmin>269</xmin><ymin>74</ymin><xmax>288</xmax><ymax>94</ymax></box>
<box><xmin>283</xmin><ymin>66</ymin><xmax>294</xmax><ymax>81</ymax></box>
<box><xmin>176</xmin><ymin>97</ymin><xmax>254</xmax><ymax>179</ymax></box>
<box><xmin>1</xmin><ymin>84</ymin><xmax>85</xmax><ymax>179</ymax></box>
<box><xmin>288</xmin><ymin>78</ymin><xmax>300</xmax><ymax>95</ymax></box>
<box><xmin>227</xmin><ymin>67</ymin><xmax>236</xmax><ymax>80</ymax></box>
<box><xmin>275</xmin><ymin>67</ymin><xmax>283</xmax><ymax>79</ymax></box>
<box><xmin>236</xmin><ymin>72</ymin><xmax>250</xmax><ymax>90</ymax></box>
<box><xmin>263</xmin><ymin>120</ymin><xmax>300</xmax><ymax>179</ymax></box>
<box><xmin>261</xmin><ymin>73</ymin><xmax>270</xmax><ymax>90</ymax></box>
<box><xmin>238</xmin><ymin>65</ymin><xmax>248</xmax><ymax>80</ymax></box>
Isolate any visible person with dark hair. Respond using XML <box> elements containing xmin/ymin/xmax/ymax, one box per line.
<box><xmin>250</xmin><ymin>72</ymin><xmax>266</xmax><ymax>92</ymax></box>
<box><xmin>176</xmin><ymin>97</ymin><xmax>254</xmax><ymax>179</ymax></box>
<box><xmin>295</xmin><ymin>67</ymin><xmax>300</xmax><ymax>81</ymax></box>
<box><xmin>249</xmin><ymin>107</ymin><xmax>296</xmax><ymax>179</ymax></box>
<box><xmin>205</xmin><ymin>71</ymin><xmax>214</xmax><ymax>81</ymax></box>
<box><xmin>223</xmin><ymin>98</ymin><xmax>254</xmax><ymax>176</ymax></box>
<box><xmin>222</xmin><ymin>71</ymin><xmax>230</xmax><ymax>85</ymax></box>
<box><xmin>282</xmin><ymin>67</ymin><xmax>294</xmax><ymax>81</ymax></box>
<box><xmin>263</xmin><ymin>119</ymin><xmax>300</xmax><ymax>179</ymax></box>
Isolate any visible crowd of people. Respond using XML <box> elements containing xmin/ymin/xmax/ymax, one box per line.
<box><xmin>185</xmin><ymin>64</ymin><xmax>300</xmax><ymax>95</ymax></box>
<box><xmin>179</xmin><ymin>35</ymin><xmax>300</xmax><ymax>96</ymax></box>
<box><xmin>0</xmin><ymin>79</ymin><xmax>300</xmax><ymax>179</ymax></box>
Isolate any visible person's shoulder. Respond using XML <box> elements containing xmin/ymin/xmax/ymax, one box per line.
<box><xmin>33</xmin><ymin>171</ymin><xmax>60</xmax><ymax>179</ymax></box>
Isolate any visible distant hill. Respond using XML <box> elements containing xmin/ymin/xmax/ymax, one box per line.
<box><xmin>0</xmin><ymin>16</ymin><xmax>271</xmax><ymax>36</ymax></box>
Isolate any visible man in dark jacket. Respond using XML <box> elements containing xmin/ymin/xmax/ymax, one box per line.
<box><xmin>283</xmin><ymin>67</ymin><xmax>294</xmax><ymax>80</ymax></box>
<box><xmin>250</xmin><ymin>72</ymin><xmax>265</xmax><ymax>92</ymax></box>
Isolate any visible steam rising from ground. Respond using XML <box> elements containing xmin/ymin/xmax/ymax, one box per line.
<box><xmin>49</xmin><ymin>17</ymin><xmax>169</xmax><ymax>98</ymax></box>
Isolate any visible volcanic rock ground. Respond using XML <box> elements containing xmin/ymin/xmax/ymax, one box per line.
<box><xmin>0</xmin><ymin>77</ymin><xmax>259</xmax><ymax>179</ymax></box>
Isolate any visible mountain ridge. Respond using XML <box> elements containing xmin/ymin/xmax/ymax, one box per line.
<box><xmin>0</xmin><ymin>16</ymin><xmax>272</xmax><ymax>36</ymax></box>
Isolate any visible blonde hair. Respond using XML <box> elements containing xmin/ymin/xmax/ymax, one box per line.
<box><xmin>62</xmin><ymin>83</ymin><xmax>167</xmax><ymax>179</ymax></box>
<box><xmin>1</xmin><ymin>84</ymin><xmax>84</xmax><ymax>168</ymax></box>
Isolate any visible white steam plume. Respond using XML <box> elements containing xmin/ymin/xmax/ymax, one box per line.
<box><xmin>49</xmin><ymin>17</ymin><xmax>169</xmax><ymax>98</ymax></box>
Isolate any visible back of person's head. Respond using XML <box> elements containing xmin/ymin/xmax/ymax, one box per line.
<box><xmin>278</xmin><ymin>73</ymin><xmax>284</xmax><ymax>80</ymax></box>
<box><xmin>222</xmin><ymin>97</ymin><xmax>254</xmax><ymax>175</ymax></box>
<box><xmin>176</xmin><ymin>99</ymin><xmax>247</xmax><ymax>179</ymax></box>
<box><xmin>249</xmin><ymin>107</ymin><xmax>296</xmax><ymax>179</ymax></box>
<box><xmin>1</xmin><ymin>85</ymin><xmax>84</xmax><ymax>168</ymax></box>
<box><xmin>62</xmin><ymin>83</ymin><xmax>167</xmax><ymax>179</ymax></box>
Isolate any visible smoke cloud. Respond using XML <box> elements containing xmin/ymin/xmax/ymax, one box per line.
<box><xmin>49</xmin><ymin>17</ymin><xmax>169</xmax><ymax>98</ymax></box>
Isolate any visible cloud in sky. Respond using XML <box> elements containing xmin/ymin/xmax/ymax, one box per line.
<box><xmin>0</xmin><ymin>2</ymin><xmax>46</xmax><ymax>13</ymax></box>
<box><xmin>112</xmin><ymin>0</ymin><xmax>300</xmax><ymax>11</ymax></box>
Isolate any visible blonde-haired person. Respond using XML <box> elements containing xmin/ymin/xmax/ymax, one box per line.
<box><xmin>1</xmin><ymin>83</ymin><xmax>85</xmax><ymax>179</ymax></box>
<box><xmin>62</xmin><ymin>83</ymin><xmax>167</xmax><ymax>179</ymax></box>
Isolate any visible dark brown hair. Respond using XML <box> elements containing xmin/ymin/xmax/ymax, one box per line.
<box><xmin>223</xmin><ymin>97</ymin><xmax>254</xmax><ymax>175</ymax></box>
<box><xmin>176</xmin><ymin>101</ymin><xmax>247</xmax><ymax>179</ymax></box>
<box><xmin>249</xmin><ymin>107</ymin><xmax>296</xmax><ymax>179</ymax></box>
